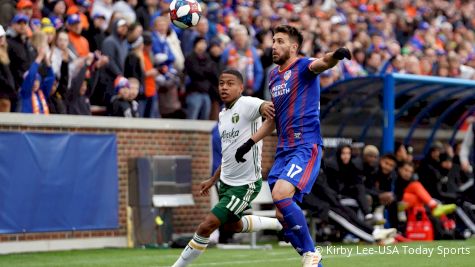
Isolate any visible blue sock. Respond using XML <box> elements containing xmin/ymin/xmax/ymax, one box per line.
<box><xmin>279</xmin><ymin>218</ymin><xmax>304</xmax><ymax>255</ymax></box>
<box><xmin>275</xmin><ymin>198</ymin><xmax>315</xmax><ymax>254</ymax></box>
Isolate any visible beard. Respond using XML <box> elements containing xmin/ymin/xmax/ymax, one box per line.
<box><xmin>272</xmin><ymin>49</ymin><xmax>291</xmax><ymax>65</ymax></box>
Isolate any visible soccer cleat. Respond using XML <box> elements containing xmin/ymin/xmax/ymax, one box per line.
<box><xmin>301</xmin><ymin>250</ymin><xmax>322</xmax><ymax>267</ymax></box>
<box><xmin>432</xmin><ymin>204</ymin><xmax>456</xmax><ymax>217</ymax></box>
<box><xmin>372</xmin><ymin>227</ymin><xmax>397</xmax><ymax>241</ymax></box>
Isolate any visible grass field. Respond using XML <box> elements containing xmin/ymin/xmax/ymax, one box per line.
<box><xmin>1</xmin><ymin>239</ymin><xmax>474</xmax><ymax>267</ymax></box>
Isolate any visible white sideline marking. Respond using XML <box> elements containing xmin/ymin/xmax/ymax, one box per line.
<box><xmin>157</xmin><ymin>244</ymin><xmax>475</xmax><ymax>267</ymax></box>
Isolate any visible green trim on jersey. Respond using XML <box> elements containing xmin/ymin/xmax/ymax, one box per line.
<box><xmin>225</xmin><ymin>96</ymin><xmax>241</xmax><ymax>109</ymax></box>
<box><xmin>251</xmin><ymin>121</ymin><xmax>260</xmax><ymax>180</ymax></box>
<box><xmin>211</xmin><ymin>179</ymin><xmax>262</xmax><ymax>224</ymax></box>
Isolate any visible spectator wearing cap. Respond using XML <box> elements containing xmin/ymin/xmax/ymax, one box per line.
<box><xmin>41</xmin><ymin>17</ymin><xmax>56</xmax><ymax>47</ymax></box>
<box><xmin>17</xmin><ymin>0</ymin><xmax>34</xmax><ymax>18</ymax></box>
<box><xmin>220</xmin><ymin>24</ymin><xmax>263</xmax><ymax>96</ymax></box>
<box><xmin>0</xmin><ymin>25</ymin><xmax>15</xmax><ymax>112</ymax></box>
<box><xmin>98</xmin><ymin>18</ymin><xmax>129</xmax><ymax>106</ymax></box>
<box><xmin>20</xmin><ymin>46</ymin><xmax>55</xmax><ymax>114</ymax></box>
<box><xmin>184</xmin><ymin>37</ymin><xmax>218</xmax><ymax>120</ymax></box>
<box><xmin>49</xmin><ymin>15</ymin><xmax>63</xmax><ymax>30</ymax></box>
<box><xmin>66</xmin><ymin>3</ymin><xmax>90</xmax><ymax>31</ymax></box>
<box><xmin>7</xmin><ymin>14</ymin><xmax>36</xmax><ymax>93</ymax></box>
<box><xmin>67</xmin><ymin>14</ymin><xmax>90</xmax><ymax>57</ymax></box>
<box><xmin>108</xmin><ymin>76</ymin><xmax>139</xmax><ymax>117</ymax></box>
<box><xmin>84</xmin><ymin>12</ymin><xmax>107</xmax><ymax>52</ymax></box>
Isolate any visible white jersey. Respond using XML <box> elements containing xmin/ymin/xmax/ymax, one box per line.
<box><xmin>219</xmin><ymin>96</ymin><xmax>264</xmax><ymax>186</ymax></box>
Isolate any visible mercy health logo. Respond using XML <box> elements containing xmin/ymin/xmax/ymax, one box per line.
<box><xmin>271</xmin><ymin>82</ymin><xmax>290</xmax><ymax>98</ymax></box>
<box><xmin>221</xmin><ymin>128</ymin><xmax>240</xmax><ymax>144</ymax></box>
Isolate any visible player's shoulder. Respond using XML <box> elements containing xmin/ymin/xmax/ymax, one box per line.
<box><xmin>298</xmin><ymin>56</ymin><xmax>316</xmax><ymax>65</ymax></box>
<box><xmin>238</xmin><ymin>96</ymin><xmax>264</xmax><ymax>105</ymax></box>
<box><xmin>269</xmin><ymin>65</ymin><xmax>280</xmax><ymax>76</ymax></box>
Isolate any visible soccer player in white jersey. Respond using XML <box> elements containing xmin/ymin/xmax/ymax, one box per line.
<box><xmin>172</xmin><ymin>69</ymin><xmax>281</xmax><ymax>267</ymax></box>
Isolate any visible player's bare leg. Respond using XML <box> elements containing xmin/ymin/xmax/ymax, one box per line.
<box><xmin>172</xmin><ymin>214</ymin><xmax>220</xmax><ymax>267</ymax></box>
<box><xmin>172</xmin><ymin>213</ymin><xmax>282</xmax><ymax>267</ymax></box>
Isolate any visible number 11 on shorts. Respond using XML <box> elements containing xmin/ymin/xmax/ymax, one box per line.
<box><xmin>287</xmin><ymin>164</ymin><xmax>302</xmax><ymax>178</ymax></box>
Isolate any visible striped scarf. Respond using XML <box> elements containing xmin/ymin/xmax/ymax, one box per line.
<box><xmin>32</xmin><ymin>90</ymin><xmax>49</xmax><ymax>114</ymax></box>
<box><xmin>227</xmin><ymin>45</ymin><xmax>254</xmax><ymax>90</ymax></box>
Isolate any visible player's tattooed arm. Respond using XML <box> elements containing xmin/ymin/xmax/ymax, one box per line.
<box><xmin>200</xmin><ymin>165</ymin><xmax>221</xmax><ymax>196</ymax></box>
<box><xmin>259</xmin><ymin>101</ymin><xmax>275</xmax><ymax>119</ymax></box>
<box><xmin>309</xmin><ymin>47</ymin><xmax>352</xmax><ymax>74</ymax></box>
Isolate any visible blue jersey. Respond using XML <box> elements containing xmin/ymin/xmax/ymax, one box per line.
<box><xmin>268</xmin><ymin>57</ymin><xmax>323</xmax><ymax>148</ymax></box>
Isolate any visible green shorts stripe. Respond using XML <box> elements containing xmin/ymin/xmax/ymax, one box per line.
<box><xmin>211</xmin><ymin>179</ymin><xmax>262</xmax><ymax>224</ymax></box>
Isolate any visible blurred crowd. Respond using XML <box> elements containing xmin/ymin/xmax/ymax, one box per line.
<box><xmin>0</xmin><ymin>0</ymin><xmax>474</xmax><ymax>118</ymax></box>
<box><xmin>300</xmin><ymin>139</ymin><xmax>475</xmax><ymax>243</ymax></box>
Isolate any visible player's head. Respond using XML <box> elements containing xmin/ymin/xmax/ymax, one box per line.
<box><xmin>219</xmin><ymin>69</ymin><xmax>244</xmax><ymax>105</ymax></box>
<box><xmin>272</xmin><ymin>25</ymin><xmax>303</xmax><ymax>65</ymax></box>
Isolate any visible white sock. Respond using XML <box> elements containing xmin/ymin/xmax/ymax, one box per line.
<box><xmin>172</xmin><ymin>233</ymin><xmax>209</xmax><ymax>267</ymax></box>
<box><xmin>240</xmin><ymin>215</ymin><xmax>283</xmax><ymax>233</ymax></box>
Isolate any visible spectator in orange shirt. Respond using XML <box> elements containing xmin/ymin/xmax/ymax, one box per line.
<box><xmin>66</xmin><ymin>14</ymin><xmax>90</xmax><ymax>57</ymax></box>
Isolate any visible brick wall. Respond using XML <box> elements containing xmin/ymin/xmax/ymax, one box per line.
<box><xmin>0</xmin><ymin>114</ymin><xmax>278</xmax><ymax>243</ymax></box>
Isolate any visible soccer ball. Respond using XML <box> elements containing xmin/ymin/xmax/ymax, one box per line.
<box><xmin>169</xmin><ymin>0</ymin><xmax>202</xmax><ymax>29</ymax></box>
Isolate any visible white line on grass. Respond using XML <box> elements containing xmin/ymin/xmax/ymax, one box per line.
<box><xmin>155</xmin><ymin>244</ymin><xmax>475</xmax><ymax>267</ymax></box>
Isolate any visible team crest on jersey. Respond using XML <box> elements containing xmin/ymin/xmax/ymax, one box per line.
<box><xmin>284</xmin><ymin>70</ymin><xmax>292</xmax><ymax>81</ymax></box>
<box><xmin>231</xmin><ymin>113</ymin><xmax>240</xmax><ymax>124</ymax></box>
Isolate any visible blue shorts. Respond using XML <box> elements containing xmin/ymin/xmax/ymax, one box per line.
<box><xmin>268</xmin><ymin>144</ymin><xmax>322</xmax><ymax>203</ymax></box>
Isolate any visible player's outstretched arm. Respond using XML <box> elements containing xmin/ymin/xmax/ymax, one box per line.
<box><xmin>309</xmin><ymin>47</ymin><xmax>352</xmax><ymax>74</ymax></box>
<box><xmin>235</xmin><ymin>118</ymin><xmax>276</xmax><ymax>163</ymax></box>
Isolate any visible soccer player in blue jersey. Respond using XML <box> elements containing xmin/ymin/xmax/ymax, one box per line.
<box><xmin>235</xmin><ymin>25</ymin><xmax>351</xmax><ymax>267</ymax></box>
